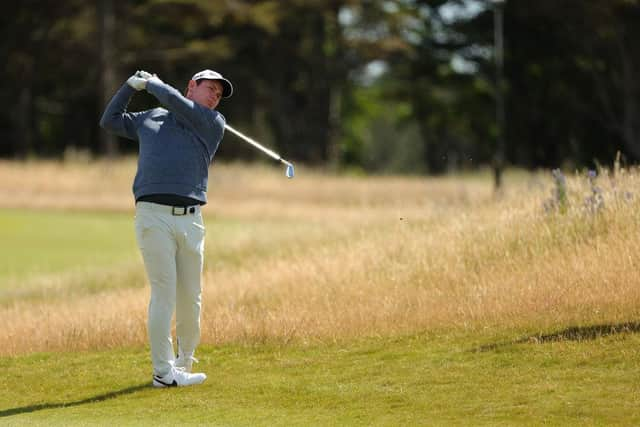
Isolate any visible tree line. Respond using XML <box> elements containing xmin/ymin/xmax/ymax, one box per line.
<box><xmin>1</xmin><ymin>0</ymin><xmax>638</xmax><ymax>174</ymax></box>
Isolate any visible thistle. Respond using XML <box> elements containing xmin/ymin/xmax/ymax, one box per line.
<box><xmin>584</xmin><ymin>169</ymin><xmax>604</xmax><ymax>214</ymax></box>
<box><xmin>544</xmin><ymin>169</ymin><xmax>568</xmax><ymax>214</ymax></box>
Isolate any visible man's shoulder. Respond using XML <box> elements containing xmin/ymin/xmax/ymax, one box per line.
<box><xmin>214</xmin><ymin>111</ymin><xmax>226</xmax><ymax>122</ymax></box>
<box><xmin>208</xmin><ymin>110</ymin><xmax>226</xmax><ymax>127</ymax></box>
<box><xmin>190</xmin><ymin>104</ymin><xmax>225</xmax><ymax>128</ymax></box>
<box><xmin>209</xmin><ymin>112</ymin><xmax>226</xmax><ymax>137</ymax></box>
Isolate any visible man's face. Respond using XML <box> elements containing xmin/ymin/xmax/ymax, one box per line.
<box><xmin>186</xmin><ymin>79</ymin><xmax>224</xmax><ymax>110</ymax></box>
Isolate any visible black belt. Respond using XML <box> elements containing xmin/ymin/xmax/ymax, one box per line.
<box><xmin>137</xmin><ymin>194</ymin><xmax>202</xmax><ymax>207</ymax></box>
<box><xmin>137</xmin><ymin>201</ymin><xmax>199</xmax><ymax>216</ymax></box>
<box><xmin>137</xmin><ymin>194</ymin><xmax>201</xmax><ymax>216</ymax></box>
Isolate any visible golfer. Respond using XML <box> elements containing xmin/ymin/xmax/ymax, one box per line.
<box><xmin>100</xmin><ymin>69</ymin><xmax>232</xmax><ymax>387</ymax></box>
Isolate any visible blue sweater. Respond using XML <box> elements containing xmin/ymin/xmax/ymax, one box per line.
<box><xmin>99</xmin><ymin>78</ymin><xmax>226</xmax><ymax>204</ymax></box>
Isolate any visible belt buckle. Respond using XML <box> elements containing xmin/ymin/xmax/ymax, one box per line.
<box><xmin>172</xmin><ymin>206</ymin><xmax>187</xmax><ymax>216</ymax></box>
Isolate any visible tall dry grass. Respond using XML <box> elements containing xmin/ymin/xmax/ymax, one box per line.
<box><xmin>1</xmin><ymin>159</ymin><xmax>639</xmax><ymax>356</ymax></box>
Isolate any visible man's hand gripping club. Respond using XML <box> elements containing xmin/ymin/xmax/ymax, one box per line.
<box><xmin>127</xmin><ymin>70</ymin><xmax>160</xmax><ymax>91</ymax></box>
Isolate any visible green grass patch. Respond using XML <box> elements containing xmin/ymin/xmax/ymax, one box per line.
<box><xmin>0</xmin><ymin>209</ymin><xmax>138</xmax><ymax>283</ymax></box>
<box><xmin>0</xmin><ymin>208</ymin><xmax>352</xmax><ymax>289</ymax></box>
<box><xmin>1</xmin><ymin>331</ymin><xmax>638</xmax><ymax>426</ymax></box>
<box><xmin>0</xmin><ymin>209</ymin><xmax>343</xmax><ymax>302</ymax></box>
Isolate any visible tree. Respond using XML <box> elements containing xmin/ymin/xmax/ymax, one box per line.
<box><xmin>98</xmin><ymin>0</ymin><xmax>118</xmax><ymax>157</ymax></box>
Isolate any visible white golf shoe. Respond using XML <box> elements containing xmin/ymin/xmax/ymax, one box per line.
<box><xmin>152</xmin><ymin>366</ymin><xmax>207</xmax><ymax>388</ymax></box>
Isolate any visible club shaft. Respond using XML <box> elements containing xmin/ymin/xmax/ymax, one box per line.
<box><xmin>224</xmin><ymin>124</ymin><xmax>283</xmax><ymax>163</ymax></box>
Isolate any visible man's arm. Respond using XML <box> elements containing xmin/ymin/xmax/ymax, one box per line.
<box><xmin>99</xmin><ymin>73</ymin><xmax>148</xmax><ymax>140</ymax></box>
<box><xmin>144</xmin><ymin>77</ymin><xmax>225</xmax><ymax>141</ymax></box>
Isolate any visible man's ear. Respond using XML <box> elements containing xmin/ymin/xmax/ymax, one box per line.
<box><xmin>186</xmin><ymin>80</ymin><xmax>197</xmax><ymax>98</ymax></box>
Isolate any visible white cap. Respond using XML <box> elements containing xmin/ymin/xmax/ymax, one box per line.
<box><xmin>191</xmin><ymin>69</ymin><xmax>233</xmax><ymax>98</ymax></box>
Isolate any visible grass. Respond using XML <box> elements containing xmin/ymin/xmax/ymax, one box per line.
<box><xmin>1</xmin><ymin>158</ymin><xmax>639</xmax><ymax>424</ymax></box>
<box><xmin>0</xmin><ymin>209</ymin><xmax>323</xmax><ymax>302</ymax></box>
<box><xmin>2</xmin><ymin>332</ymin><xmax>639</xmax><ymax>426</ymax></box>
<box><xmin>0</xmin><ymin>209</ymin><xmax>137</xmax><ymax>281</ymax></box>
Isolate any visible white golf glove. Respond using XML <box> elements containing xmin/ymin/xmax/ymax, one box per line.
<box><xmin>127</xmin><ymin>70</ymin><xmax>148</xmax><ymax>91</ymax></box>
<box><xmin>136</xmin><ymin>70</ymin><xmax>154</xmax><ymax>80</ymax></box>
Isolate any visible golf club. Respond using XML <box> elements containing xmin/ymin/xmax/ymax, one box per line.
<box><xmin>224</xmin><ymin>124</ymin><xmax>295</xmax><ymax>179</ymax></box>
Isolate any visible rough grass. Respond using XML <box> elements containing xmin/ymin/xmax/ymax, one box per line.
<box><xmin>1</xmin><ymin>159</ymin><xmax>639</xmax><ymax>356</ymax></box>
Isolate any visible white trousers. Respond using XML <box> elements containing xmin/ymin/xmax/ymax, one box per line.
<box><xmin>134</xmin><ymin>201</ymin><xmax>205</xmax><ymax>376</ymax></box>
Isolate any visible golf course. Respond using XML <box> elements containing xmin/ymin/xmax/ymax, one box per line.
<box><xmin>1</xmin><ymin>159</ymin><xmax>638</xmax><ymax>425</ymax></box>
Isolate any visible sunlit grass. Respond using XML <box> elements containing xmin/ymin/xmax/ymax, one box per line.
<box><xmin>2</xmin><ymin>333</ymin><xmax>639</xmax><ymax>425</ymax></box>
<box><xmin>0</xmin><ymin>159</ymin><xmax>639</xmax><ymax>357</ymax></box>
<box><xmin>0</xmin><ymin>209</ymin><xmax>137</xmax><ymax>282</ymax></box>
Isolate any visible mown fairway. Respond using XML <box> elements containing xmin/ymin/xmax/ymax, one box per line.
<box><xmin>1</xmin><ymin>159</ymin><xmax>639</xmax><ymax>425</ymax></box>
<box><xmin>2</xmin><ymin>333</ymin><xmax>639</xmax><ymax>426</ymax></box>
<box><xmin>0</xmin><ymin>209</ymin><xmax>136</xmax><ymax>285</ymax></box>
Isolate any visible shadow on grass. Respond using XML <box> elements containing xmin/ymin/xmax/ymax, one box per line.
<box><xmin>474</xmin><ymin>321</ymin><xmax>640</xmax><ymax>352</ymax></box>
<box><xmin>0</xmin><ymin>383</ymin><xmax>149</xmax><ymax>417</ymax></box>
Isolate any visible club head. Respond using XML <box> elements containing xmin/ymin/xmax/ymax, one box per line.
<box><xmin>285</xmin><ymin>163</ymin><xmax>294</xmax><ymax>179</ymax></box>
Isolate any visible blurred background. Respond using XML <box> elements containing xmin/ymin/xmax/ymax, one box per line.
<box><xmin>1</xmin><ymin>0</ymin><xmax>638</xmax><ymax>181</ymax></box>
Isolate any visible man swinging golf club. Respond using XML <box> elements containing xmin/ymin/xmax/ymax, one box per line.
<box><xmin>100</xmin><ymin>68</ymin><xmax>233</xmax><ymax>387</ymax></box>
